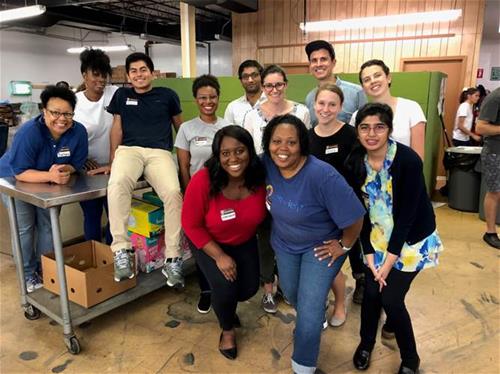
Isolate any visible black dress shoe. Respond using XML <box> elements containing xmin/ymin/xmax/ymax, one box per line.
<box><xmin>219</xmin><ymin>332</ymin><xmax>237</xmax><ymax>360</ymax></box>
<box><xmin>398</xmin><ymin>358</ymin><xmax>420</xmax><ymax>374</ymax></box>
<box><xmin>353</xmin><ymin>344</ymin><xmax>371</xmax><ymax>370</ymax></box>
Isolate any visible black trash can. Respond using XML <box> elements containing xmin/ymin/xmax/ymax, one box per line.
<box><xmin>446</xmin><ymin>146</ymin><xmax>482</xmax><ymax>212</ymax></box>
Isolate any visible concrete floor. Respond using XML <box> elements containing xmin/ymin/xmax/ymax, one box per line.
<box><xmin>0</xmin><ymin>205</ymin><xmax>498</xmax><ymax>373</ymax></box>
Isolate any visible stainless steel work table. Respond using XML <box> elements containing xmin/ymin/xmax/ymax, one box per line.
<box><xmin>0</xmin><ymin>174</ymin><xmax>186</xmax><ymax>354</ymax></box>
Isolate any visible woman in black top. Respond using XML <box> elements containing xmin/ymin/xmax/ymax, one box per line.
<box><xmin>308</xmin><ymin>83</ymin><xmax>365</xmax><ymax>327</ymax></box>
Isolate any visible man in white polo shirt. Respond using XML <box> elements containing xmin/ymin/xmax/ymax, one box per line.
<box><xmin>224</xmin><ymin>60</ymin><xmax>266</xmax><ymax>127</ymax></box>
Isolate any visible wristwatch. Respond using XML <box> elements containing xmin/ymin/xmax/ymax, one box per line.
<box><xmin>339</xmin><ymin>240</ymin><xmax>352</xmax><ymax>253</ymax></box>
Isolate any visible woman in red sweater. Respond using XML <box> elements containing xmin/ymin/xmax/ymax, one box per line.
<box><xmin>181</xmin><ymin>125</ymin><xmax>266</xmax><ymax>360</ymax></box>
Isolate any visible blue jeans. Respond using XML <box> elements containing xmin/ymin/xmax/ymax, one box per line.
<box><xmin>275</xmin><ymin>248</ymin><xmax>347</xmax><ymax>374</ymax></box>
<box><xmin>80</xmin><ymin>197</ymin><xmax>112</xmax><ymax>244</ymax></box>
<box><xmin>1</xmin><ymin>194</ymin><xmax>54</xmax><ymax>279</ymax></box>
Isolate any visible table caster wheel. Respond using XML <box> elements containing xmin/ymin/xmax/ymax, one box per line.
<box><xmin>65</xmin><ymin>336</ymin><xmax>81</xmax><ymax>355</ymax></box>
<box><xmin>24</xmin><ymin>305</ymin><xmax>41</xmax><ymax>320</ymax></box>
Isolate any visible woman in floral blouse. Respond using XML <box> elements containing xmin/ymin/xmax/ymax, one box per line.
<box><xmin>346</xmin><ymin>103</ymin><xmax>443</xmax><ymax>374</ymax></box>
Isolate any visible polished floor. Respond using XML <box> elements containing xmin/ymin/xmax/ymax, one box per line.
<box><xmin>0</xmin><ymin>205</ymin><xmax>498</xmax><ymax>373</ymax></box>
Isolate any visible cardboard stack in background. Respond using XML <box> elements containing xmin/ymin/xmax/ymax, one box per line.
<box><xmin>42</xmin><ymin>241</ymin><xmax>136</xmax><ymax>308</ymax></box>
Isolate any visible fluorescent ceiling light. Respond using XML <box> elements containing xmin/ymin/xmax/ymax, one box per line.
<box><xmin>0</xmin><ymin>5</ymin><xmax>46</xmax><ymax>23</ymax></box>
<box><xmin>67</xmin><ymin>45</ymin><xmax>131</xmax><ymax>53</ymax></box>
<box><xmin>300</xmin><ymin>9</ymin><xmax>462</xmax><ymax>32</ymax></box>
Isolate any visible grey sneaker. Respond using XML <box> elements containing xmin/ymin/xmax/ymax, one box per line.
<box><xmin>262</xmin><ymin>292</ymin><xmax>278</xmax><ymax>313</ymax></box>
<box><xmin>162</xmin><ymin>257</ymin><xmax>185</xmax><ymax>288</ymax></box>
<box><xmin>114</xmin><ymin>249</ymin><xmax>135</xmax><ymax>282</ymax></box>
<box><xmin>26</xmin><ymin>274</ymin><xmax>43</xmax><ymax>293</ymax></box>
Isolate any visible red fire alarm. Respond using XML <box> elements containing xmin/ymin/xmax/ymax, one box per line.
<box><xmin>477</xmin><ymin>68</ymin><xmax>484</xmax><ymax>78</ymax></box>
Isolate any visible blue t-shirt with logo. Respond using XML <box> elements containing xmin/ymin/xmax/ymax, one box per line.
<box><xmin>263</xmin><ymin>154</ymin><xmax>365</xmax><ymax>254</ymax></box>
<box><xmin>0</xmin><ymin>114</ymin><xmax>88</xmax><ymax>177</ymax></box>
<box><xmin>107</xmin><ymin>86</ymin><xmax>182</xmax><ymax>151</ymax></box>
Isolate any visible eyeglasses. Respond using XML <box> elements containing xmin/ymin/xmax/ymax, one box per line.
<box><xmin>358</xmin><ymin>123</ymin><xmax>389</xmax><ymax>134</ymax></box>
<box><xmin>46</xmin><ymin>109</ymin><xmax>74</xmax><ymax>119</ymax></box>
<box><xmin>263</xmin><ymin>82</ymin><xmax>286</xmax><ymax>91</ymax></box>
<box><xmin>241</xmin><ymin>72</ymin><xmax>260</xmax><ymax>81</ymax></box>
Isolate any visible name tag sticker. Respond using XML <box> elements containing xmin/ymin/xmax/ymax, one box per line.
<box><xmin>57</xmin><ymin>147</ymin><xmax>71</xmax><ymax>158</ymax></box>
<box><xmin>194</xmin><ymin>137</ymin><xmax>208</xmax><ymax>146</ymax></box>
<box><xmin>220</xmin><ymin>209</ymin><xmax>236</xmax><ymax>221</ymax></box>
<box><xmin>126</xmin><ymin>98</ymin><xmax>138</xmax><ymax>106</ymax></box>
<box><xmin>325</xmin><ymin>144</ymin><xmax>339</xmax><ymax>154</ymax></box>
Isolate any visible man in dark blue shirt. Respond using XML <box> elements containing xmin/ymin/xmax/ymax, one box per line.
<box><xmin>106</xmin><ymin>52</ymin><xmax>185</xmax><ymax>286</ymax></box>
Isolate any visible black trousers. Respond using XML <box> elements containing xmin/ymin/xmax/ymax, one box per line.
<box><xmin>256</xmin><ymin>214</ymin><xmax>276</xmax><ymax>285</ymax></box>
<box><xmin>360</xmin><ymin>267</ymin><xmax>420</xmax><ymax>369</ymax></box>
<box><xmin>192</xmin><ymin>237</ymin><xmax>260</xmax><ymax>330</ymax></box>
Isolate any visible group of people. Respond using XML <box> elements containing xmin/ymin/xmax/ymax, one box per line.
<box><xmin>12</xmin><ymin>37</ymin><xmax>500</xmax><ymax>374</ymax></box>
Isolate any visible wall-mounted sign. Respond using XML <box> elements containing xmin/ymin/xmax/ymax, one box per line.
<box><xmin>477</xmin><ymin>68</ymin><xmax>483</xmax><ymax>78</ymax></box>
<box><xmin>8</xmin><ymin>81</ymin><xmax>32</xmax><ymax>96</ymax></box>
<box><xmin>491</xmin><ymin>67</ymin><xmax>500</xmax><ymax>81</ymax></box>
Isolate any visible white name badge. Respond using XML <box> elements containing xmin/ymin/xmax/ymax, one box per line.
<box><xmin>325</xmin><ymin>144</ymin><xmax>339</xmax><ymax>154</ymax></box>
<box><xmin>57</xmin><ymin>147</ymin><xmax>71</xmax><ymax>157</ymax></box>
<box><xmin>126</xmin><ymin>98</ymin><xmax>138</xmax><ymax>106</ymax></box>
<box><xmin>194</xmin><ymin>137</ymin><xmax>208</xmax><ymax>146</ymax></box>
<box><xmin>220</xmin><ymin>208</ymin><xmax>236</xmax><ymax>221</ymax></box>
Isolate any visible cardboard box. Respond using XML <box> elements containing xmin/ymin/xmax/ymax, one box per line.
<box><xmin>41</xmin><ymin>241</ymin><xmax>136</xmax><ymax>308</ymax></box>
<box><xmin>128</xmin><ymin>198</ymin><xmax>164</xmax><ymax>237</ymax></box>
<box><xmin>129</xmin><ymin>231</ymin><xmax>165</xmax><ymax>273</ymax></box>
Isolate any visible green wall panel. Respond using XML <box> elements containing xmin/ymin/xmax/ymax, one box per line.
<box><xmin>154</xmin><ymin>71</ymin><xmax>446</xmax><ymax>195</ymax></box>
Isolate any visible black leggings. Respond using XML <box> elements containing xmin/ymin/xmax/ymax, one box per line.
<box><xmin>192</xmin><ymin>237</ymin><xmax>260</xmax><ymax>330</ymax></box>
<box><xmin>348</xmin><ymin>240</ymin><xmax>364</xmax><ymax>276</ymax></box>
<box><xmin>360</xmin><ymin>267</ymin><xmax>420</xmax><ymax>369</ymax></box>
<box><xmin>257</xmin><ymin>214</ymin><xmax>276</xmax><ymax>285</ymax></box>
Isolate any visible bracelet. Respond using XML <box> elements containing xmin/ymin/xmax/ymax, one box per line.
<box><xmin>339</xmin><ymin>239</ymin><xmax>352</xmax><ymax>253</ymax></box>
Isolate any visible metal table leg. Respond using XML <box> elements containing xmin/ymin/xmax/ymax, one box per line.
<box><xmin>6</xmin><ymin>197</ymin><xmax>28</xmax><ymax>303</ymax></box>
<box><xmin>49</xmin><ymin>206</ymin><xmax>80</xmax><ymax>354</ymax></box>
<box><xmin>6</xmin><ymin>196</ymin><xmax>42</xmax><ymax>320</ymax></box>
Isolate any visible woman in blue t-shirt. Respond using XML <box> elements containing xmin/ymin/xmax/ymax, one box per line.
<box><xmin>0</xmin><ymin>85</ymin><xmax>88</xmax><ymax>293</ymax></box>
<box><xmin>261</xmin><ymin>114</ymin><xmax>365</xmax><ymax>374</ymax></box>
<box><xmin>346</xmin><ymin>103</ymin><xmax>443</xmax><ymax>374</ymax></box>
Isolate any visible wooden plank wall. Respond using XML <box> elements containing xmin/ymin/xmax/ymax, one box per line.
<box><xmin>232</xmin><ymin>0</ymin><xmax>485</xmax><ymax>86</ymax></box>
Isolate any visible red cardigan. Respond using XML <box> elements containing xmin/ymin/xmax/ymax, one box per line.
<box><xmin>181</xmin><ymin>168</ymin><xmax>266</xmax><ymax>249</ymax></box>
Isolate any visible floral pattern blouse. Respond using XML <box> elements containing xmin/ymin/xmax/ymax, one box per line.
<box><xmin>361</xmin><ymin>140</ymin><xmax>443</xmax><ymax>272</ymax></box>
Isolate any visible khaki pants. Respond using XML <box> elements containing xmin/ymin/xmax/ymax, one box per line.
<box><xmin>108</xmin><ymin>146</ymin><xmax>182</xmax><ymax>258</ymax></box>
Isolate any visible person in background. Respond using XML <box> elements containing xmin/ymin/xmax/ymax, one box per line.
<box><xmin>107</xmin><ymin>52</ymin><xmax>184</xmax><ymax>286</ymax></box>
<box><xmin>182</xmin><ymin>126</ymin><xmax>266</xmax><ymax>360</ymax></box>
<box><xmin>175</xmin><ymin>74</ymin><xmax>229</xmax><ymax>314</ymax></box>
<box><xmin>262</xmin><ymin>114</ymin><xmax>364</xmax><ymax>374</ymax></box>
<box><xmin>73</xmin><ymin>48</ymin><xmax>118</xmax><ymax>244</ymax></box>
<box><xmin>224</xmin><ymin>60</ymin><xmax>266</xmax><ymax>127</ymax></box>
<box><xmin>308</xmin><ymin>83</ymin><xmax>365</xmax><ymax>329</ymax></box>
<box><xmin>452</xmin><ymin>87</ymin><xmax>481</xmax><ymax>146</ymax></box>
<box><xmin>346</xmin><ymin>103</ymin><xmax>443</xmax><ymax>374</ymax></box>
<box><xmin>305</xmin><ymin>40</ymin><xmax>367</xmax><ymax>126</ymax></box>
<box><xmin>55</xmin><ymin>81</ymin><xmax>70</xmax><ymax>89</ymax></box>
<box><xmin>0</xmin><ymin>85</ymin><xmax>88</xmax><ymax>292</ymax></box>
<box><xmin>243</xmin><ymin>64</ymin><xmax>310</xmax><ymax>313</ymax></box>
<box><xmin>475</xmin><ymin>86</ymin><xmax>500</xmax><ymax>249</ymax></box>
<box><xmin>352</xmin><ymin>59</ymin><xmax>426</xmax><ymax>160</ymax></box>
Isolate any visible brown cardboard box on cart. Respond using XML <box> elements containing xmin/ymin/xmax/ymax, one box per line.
<box><xmin>41</xmin><ymin>241</ymin><xmax>136</xmax><ymax>308</ymax></box>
